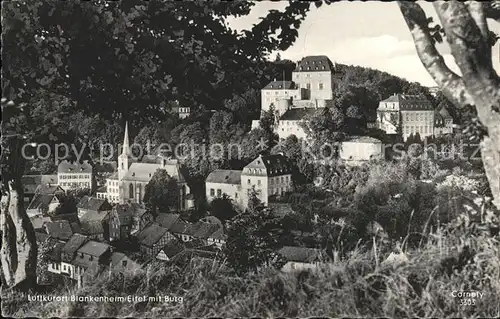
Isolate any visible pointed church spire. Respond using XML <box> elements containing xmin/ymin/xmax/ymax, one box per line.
<box><xmin>122</xmin><ymin>121</ymin><xmax>130</xmax><ymax>156</ymax></box>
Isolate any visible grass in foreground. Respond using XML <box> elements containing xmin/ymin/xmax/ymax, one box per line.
<box><xmin>3</xmin><ymin>227</ymin><xmax>500</xmax><ymax>318</ymax></box>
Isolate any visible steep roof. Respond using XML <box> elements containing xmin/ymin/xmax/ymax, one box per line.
<box><xmin>279</xmin><ymin>107</ymin><xmax>323</xmax><ymax>121</ymax></box>
<box><xmin>156</xmin><ymin>213</ymin><xmax>180</xmax><ymax>229</ymax></box>
<box><xmin>206</xmin><ymin>170</ymin><xmax>242</xmax><ymax>185</ymax></box>
<box><xmin>34</xmin><ymin>184</ymin><xmax>64</xmax><ymax>195</ymax></box>
<box><xmin>245</xmin><ymin>154</ymin><xmax>293</xmax><ymax>177</ymax></box>
<box><xmin>187</xmin><ymin>222</ymin><xmax>221</xmax><ymax>239</ymax></box>
<box><xmin>278</xmin><ymin>246</ymin><xmax>323</xmax><ymax>263</ymax></box>
<box><xmin>294</xmin><ymin>55</ymin><xmax>335</xmax><ymax>72</ymax></box>
<box><xmin>158</xmin><ymin>239</ymin><xmax>185</xmax><ymax>259</ymax></box>
<box><xmin>136</xmin><ymin>223</ymin><xmax>169</xmax><ymax>247</ymax></box>
<box><xmin>262</xmin><ymin>80</ymin><xmax>297</xmax><ymax>90</ymax></box>
<box><xmin>27</xmin><ymin>193</ymin><xmax>59</xmax><ymax>212</ymax></box>
<box><xmin>438</xmin><ymin>106</ymin><xmax>452</xmax><ymax>119</ymax></box>
<box><xmin>80</xmin><ymin>209</ymin><xmax>109</xmax><ymax>223</ymax></box>
<box><xmin>62</xmin><ymin>234</ymin><xmax>89</xmax><ymax>262</ymax></box>
<box><xmin>113</xmin><ymin>203</ymin><xmax>135</xmax><ymax>225</ymax></box>
<box><xmin>45</xmin><ymin>220</ymin><xmax>74</xmax><ymax>241</ymax></box>
<box><xmin>50</xmin><ymin>212</ymin><xmax>80</xmax><ymax>224</ymax></box>
<box><xmin>380</xmin><ymin>94</ymin><xmax>433</xmax><ymax>111</ymax></box>
<box><xmin>80</xmin><ymin>221</ymin><xmax>105</xmax><ymax>236</ymax></box>
<box><xmin>110</xmin><ymin>252</ymin><xmax>140</xmax><ymax>271</ymax></box>
<box><xmin>169</xmin><ymin>219</ymin><xmax>191</xmax><ymax>234</ymax></box>
<box><xmin>122</xmin><ymin>163</ymin><xmax>161</xmax><ymax>182</ymax></box>
<box><xmin>77</xmin><ymin>240</ymin><xmax>111</xmax><ymax>257</ymax></box>
<box><xmin>58</xmin><ymin>160</ymin><xmax>93</xmax><ymax>174</ymax></box>
<box><xmin>77</xmin><ymin>196</ymin><xmax>110</xmax><ymax>211</ymax></box>
<box><xmin>123</xmin><ymin>159</ymin><xmax>186</xmax><ymax>183</ymax></box>
<box><xmin>47</xmin><ymin>242</ymin><xmax>66</xmax><ymax>262</ymax></box>
<box><xmin>30</xmin><ymin>215</ymin><xmax>52</xmax><ymax>230</ymax></box>
<box><xmin>22</xmin><ymin>175</ymin><xmax>58</xmax><ymax>194</ymax></box>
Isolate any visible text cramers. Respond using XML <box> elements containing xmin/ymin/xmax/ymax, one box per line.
<box><xmin>27</xmin><ymin>295</ymin><xmax>183</xmax><ymax>303</ymax></box>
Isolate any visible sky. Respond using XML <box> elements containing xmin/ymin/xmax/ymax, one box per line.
<box><xmin>226</xmin><ymin>1</ymin><xmax>500</xmax><ymax>87</ymax></box>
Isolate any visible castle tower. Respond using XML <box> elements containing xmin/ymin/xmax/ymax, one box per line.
<box><xmin>118</xmin><ymin>121</ymin><xmax>131</xmax><ymax>181</ymax></box>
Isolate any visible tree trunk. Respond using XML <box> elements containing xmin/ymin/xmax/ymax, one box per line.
<box><xmin>398</xmin><ymin>1</ymin><xmax>500</xmax><ymax>210</ymax></box>
<box><xmin>1</xmin><ymin>181</ymin><xmax>38</xmax><ymax>291</ymax></box>
<box><xmin>1</xmin><ymin>132</ymin><xmax>38</xmax><ymax>291</ymax></box>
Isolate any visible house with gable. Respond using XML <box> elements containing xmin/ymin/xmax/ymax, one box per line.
<box><xmin>72</xmin><ymin>241</ymin><xmax>112</xmax><ymax>287</ymax></box>
<box><xmin>57</xmin><ymin>160</ymin><xmax>94</xmax><ymax>192</ymax></box>
<box><xmin>109</xmin><ymin>252</ymin><xmax>141</xmax><ymax>274</ymax></box>
<box><xmin>278</xmin><ymin>246</ymin><xmax>328</xmax><ymax>272</ymax></box>
<box><xmin>80</xmin><ymin>209</ymin><xmax>110</xmax><ymax>241</ymax></box>
<box><xmin>135</xmin><ymin>222</ymin><xmax>171</xmax><ymax>258</ymax></box>
<box><xmin>204</xmin><ymin>154</ymin><xmax>293</xmax><ymax>210</ymax></box>
<box><xmin>22</xmin><ymin>174</ymin><xmax>58</xmax><ymax>205</ymax></box>
<box><xmin>109</xmin><ymin>203</ymin><xmax>133</xmax><ymax>241</ymax></box>
<box><xmin>77</xmin><ymin>196</ymin><xmax>112</xmax><ymax>219</ymax></box>
<box><xmin>59</xmin><ymin>234</ymin><xmax>89</xmax><ymax>280</ymax></box>
<box><xmin>155</xmin><ymin>238</ymin><xmax>185</xmax><ymax>261</ymax></box>
<box><xmin>26</xmin><ymin>184</ymin><xmax>65</xmax><ymax>217</ymax></box>
<box><xmin>44</xmin><ymin>220</ymin><xmax>77</xmax><ymax>242</ymax></box>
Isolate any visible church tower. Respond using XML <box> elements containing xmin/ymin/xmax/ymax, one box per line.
<box><xmin>118</xmin><ymin>121</ymin><xmax>131</xmax><ymax>181</ymax></box>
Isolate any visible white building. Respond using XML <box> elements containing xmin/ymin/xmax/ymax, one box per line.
<box><xmin>340</xmin><ymin>136</ymin><xmax>384</xmax><ymax>164</ymax></box>
<box><xmin>57</xmin><ymin>160</ymin><xmax>93</xmax><ymax>191</ymax></box>
<box><xmin>376</xmin><ymin>94</ymin><xmax>441</xmax><ymax>141</ymax></box>
<box><xmin>100</xmin><ymin>122</ymin><xmax>194</xmax><ymax>211</ymax></box>
<box><xmin>278</xmin><ymin>246</ymin><xmax>327</xmax><ymax>273</ymax></box>
<box><xmin>253</xmin><ymin>55</ymin><xmax>339</xmax><ymax>132</ymax></box>
<box><xmin>205</xmin><ymin>154</ymin><xmax>293</xmax><ymax>210</ymax></box>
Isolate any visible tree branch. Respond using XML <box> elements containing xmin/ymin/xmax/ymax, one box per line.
<box><xmin>484</xmin><ymin>1</ymin><xmax>500</xmax><ymax>22</ymax></box>
<box><xmin>397</xmin><ymin>1</ymin><xmax>473</xmax><ymax>108</ymax></box>
<box><xmin>466</xmin><ymin>2</ymin><xmax>489</xmax><ymax>43</ymax></box>
<box><xmin>433</xmin><ymin>1</ymin><xmax>495</xmax><ymax>80</ymax></box>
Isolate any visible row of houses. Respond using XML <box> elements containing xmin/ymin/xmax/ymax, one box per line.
<box><xmin>41</xmin><ymin>232</ymin><xmax>140</xmax><ymax>288</ymax></box>
<box><xmin>136</xmin><ymin>213</ymin><xmax>226</xmax><ymax>259</ymax></box>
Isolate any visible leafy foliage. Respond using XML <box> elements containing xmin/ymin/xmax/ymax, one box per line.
<box><xmin>144</xmin><ymin>169</ymin><xmax>179</xmax><ymax>215</ymax></box>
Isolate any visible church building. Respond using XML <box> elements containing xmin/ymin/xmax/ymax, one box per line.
<box><xmin>97</xmin><ymin>122</ymin><xmax>193</xmax><ymax>211</ymax></box>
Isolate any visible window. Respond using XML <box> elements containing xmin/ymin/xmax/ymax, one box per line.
<box><xmin>319</xmin><ymin>83</ymin><xmax>324</xmax><ymax>90</ymax></box>
<box><xmin>129</xmin><ymin>183</ymin><xmax>134</xmax><ymax>199</ymax></box>
<box><xmin>210</xmin><ymin>188</ymin><xmax>215</xmax><ymax>197</ymax></box>
<box><xmin>217</xmin><ymin>189</ymin><xmax>222</xmax><ymax>197</ymax></box>
<box><xmin>247</xmin><ymin>179</ymin><xmax>251</xmax><ymax>185</ymax></box>
<box><xmin>63</xmin><ymin>265</ymin><xmax>66</xmax><ymax>271</ymax></box>
<box><xmin>306</xmin><ymin>83</ymin><xmax>311</xmax><ymax>90</ymax></box>
<box><xmin>257</xmin><ymin>180</ymin><xmax>261</xmax><ymax>186</ymax></box>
